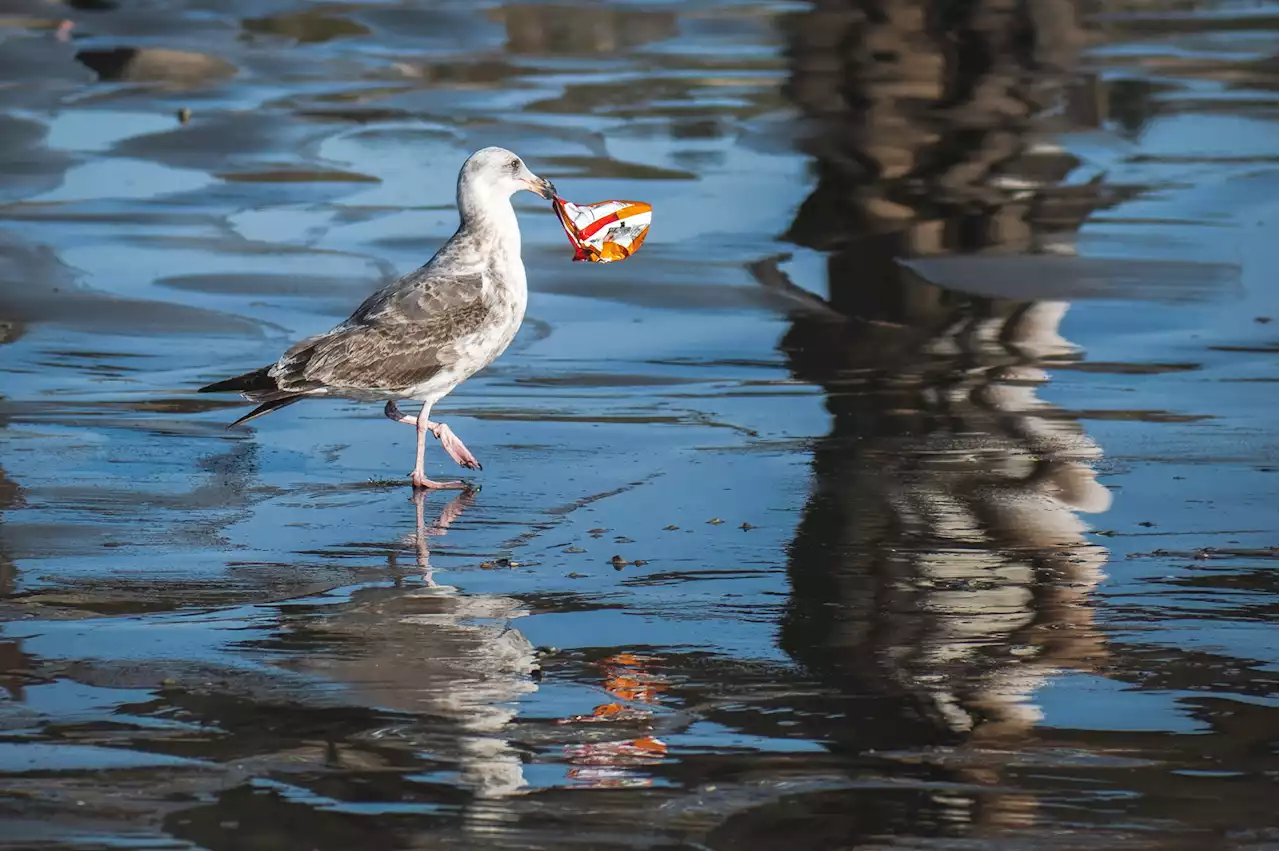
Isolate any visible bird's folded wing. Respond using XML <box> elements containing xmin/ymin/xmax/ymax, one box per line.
<box><xmin>270</xmin><ymin>269</ymin><xmax>493</xmax><ymax>393</ymax></box>
<box><xmin>350</xmin><ymin>268</ymin><xmax>488</xmax><ymax>325</ymax></box>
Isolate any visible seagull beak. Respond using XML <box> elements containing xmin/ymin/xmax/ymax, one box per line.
<box><xmin>523</xmin><ymin>175</ymin><xmax>556</xmax><ymax>200</ymax></box>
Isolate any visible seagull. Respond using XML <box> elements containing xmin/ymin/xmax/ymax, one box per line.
<box><xmin>199</xmin><ymin>147</ymin><xmax>555</xmax><ymax>489</ymax></box>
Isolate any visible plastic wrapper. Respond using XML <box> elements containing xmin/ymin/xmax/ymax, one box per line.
<box><xmin>553</xmin><ymin>197</ymin><xmax>652</xmax><ymax>263</ymax></box>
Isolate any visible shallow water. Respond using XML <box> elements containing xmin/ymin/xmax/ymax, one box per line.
<box><xmin>0</xmin><ymin>1</ymin><xmax>1275</xmax><ymax>849</ymax></box>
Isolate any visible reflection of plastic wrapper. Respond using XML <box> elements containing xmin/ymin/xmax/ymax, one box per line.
<box><xmin>557</xmin><ymin>653</ymin><xmax>669</xmax><ymax>788</ymax></box>
<box><xmin>565</xmin><ymin>737</ymin><xmax>667</xmax><ymax>788</ymax></box>
<box><xmin>565</xmin><ymin>737</ymin><xmax>667</xmax><ymax>766</ymax></box>
<box><xmin>553</xmin><ymin>197</ymin><xmax>652</xmax><ymax>263</ymax></box>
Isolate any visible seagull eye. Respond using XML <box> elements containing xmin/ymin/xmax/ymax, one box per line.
<box><xmin>509</xmin><ymin>159</ymin><xmax>520</xmax><ymax>172</ymax></box>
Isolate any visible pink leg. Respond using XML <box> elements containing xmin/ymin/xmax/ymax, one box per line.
<box><xmin>384</xmin><ymin>401</ymin><xmax>467</xmax><ymax>490</ymax></box>
<box><xmin>431</xmin><ymin>422</ymin><xmax>481</xmax><ymax>471</ymax></box>
<box><xmin>384</xmin><ymin>401</ymin><xmax>482</xmax><ymax>474</ymax></box>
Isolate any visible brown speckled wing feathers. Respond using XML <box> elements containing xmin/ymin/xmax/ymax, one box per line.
<box><xmin>269</xmin><ymin>268</ymin><xmax>493</xmax><ymax>394</ymax></box>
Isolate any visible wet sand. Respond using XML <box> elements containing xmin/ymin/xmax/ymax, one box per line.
<box><xmin>0</xmin><ymin>1</ymin><xmax>1275</xmax><ymax>849</ymax></box>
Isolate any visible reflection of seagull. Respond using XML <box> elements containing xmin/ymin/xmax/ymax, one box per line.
<box><xmin>199</xmin><ymin>147</ymin><xmax>555</xmax><ymax>489</ymax></box>
<box><xmin>404</xmin><ymin>487</ymin><xmax>476</xmax><ymax>584</ymax></box>
<box><xmin>294</xmin><ymin>489</ymin><xmax>536</xmax><ymax>802</ymax></box>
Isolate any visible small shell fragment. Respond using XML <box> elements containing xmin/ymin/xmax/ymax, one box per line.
<box><xmin>553</xmin><ymin>197</ymin><xmax>652</xmax><ymax>263</ymax></box>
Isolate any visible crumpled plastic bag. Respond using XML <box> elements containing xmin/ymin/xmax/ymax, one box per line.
<box><xmin>553</xmin><ymin>197</ymin><xmax>652</xmax><ymax>263</ymax></box>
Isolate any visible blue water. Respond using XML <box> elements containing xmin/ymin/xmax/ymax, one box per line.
<box><xmin>0</xmin><ymin>1</ymin><xmax>1275</xmax><ymax>848</ymax></box>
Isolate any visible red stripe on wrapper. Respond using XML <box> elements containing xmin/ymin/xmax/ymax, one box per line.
<box><xmin>551</xmin><ymin>197</ymin><xmax>652</xmax><ymax>264</ymax></box>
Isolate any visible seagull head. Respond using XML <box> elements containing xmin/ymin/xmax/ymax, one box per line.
<box><xmin>459</xmin><ymin>147</ymin><xmax>556</xmax><ymax>209</ymax></box>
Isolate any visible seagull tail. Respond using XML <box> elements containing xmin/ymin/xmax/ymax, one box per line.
<box><xmin>228</xmin><ymin>395</ymin><xmax>304</xmax><ymax>428</ymax></box>
<box><xmin>199</xmin><ymin>366</ymin><xmax>305</xmax><ymax>428</ymax></box>
<box><xmin>199</xmin><ymin>366</ymin><xmax>275</xmax><ymax>394</ymax></box>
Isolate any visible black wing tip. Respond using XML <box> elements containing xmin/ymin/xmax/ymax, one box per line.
<box><xmin>227</xmin><ymin>395</ymin><xmax>304</xmax><ymax>428</ymax></box>
<box><xmin>199</xmin><ymin>366</ymin><xmax>274</xmax><ymax>395</ymax></box>
<box><xmin>199</xmin><ymin>380</ymin><xmax>236</xmax><ymax>394</ymax></box>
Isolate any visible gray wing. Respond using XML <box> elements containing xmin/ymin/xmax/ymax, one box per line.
<box><xmin>269</xmin><ymin>259</ymin><xmax>494</xmax><ymax>394</ymax></box>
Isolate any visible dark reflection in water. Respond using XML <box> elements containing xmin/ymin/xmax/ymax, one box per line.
<box><xmin>775</xmin><ymin>0</ymin><xmax>1112</xmax><ymax>718</ymax></box>
<box><xmin>732</xmin><ymin>0</ymin><xmax>1115</xmax><ymax>838</ymax></box>
<box><xmin>75</xmin><ymin>47</ymin><xmax>237</xmax><ymax>85</ymax></box>
<box><xmin>0</xmin><ymin>460</ymin><xmax>17</xmax><ymax>603</ymax></box>
<box><xmin>497</xmin><ymin>5</ymin><xmax>679</xmax><ymax>56</ymax></box>
<box><xmin>0</xmin><ymin>519</ymin><xmax>24</xmax><ymax>701</ymax></box>
<box><xmin>700</xmin><ymin>0</ymin><xmax>1276</xmax><ymax>843</ymax></box>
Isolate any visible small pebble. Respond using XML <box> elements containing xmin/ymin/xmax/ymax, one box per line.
<box><xmin>563</xmin><ymin>546</ymin><xmax>586</xmax><ymax>554</ymax></box>
<box><xmin>740</xmin><ymin>522</ymin><xmax>754</xmax><ymax>531</ymax></box>
<box><xmin>707</xmin><ymin>518</ymin><xmax>724</xmax><ymax>525</ymax></box>
<box><xmin>588</xmin><ymin>528</ymin><xmax>608</xmax><ymax>535</ymax></box>
<box><xmin>177</xmin><ymin>107</ymin><xmax>192</xmax><ymax>124</ymax></box>
<box><xmin>566</xmin><ymin>572</ymin><xmax>588</xmax><ymax>579</ymax></box>
<box><xmin>663</xmin><ymin>525</ymin><xmax>679</xmax><ymax>531</ymax></box>
<box><xmin>614</xmin><ymin>536</ymin><xmax>635</xmax><ymax>544</ymax></box>
<box><xmin>632</xmin><ymin>559</ymin><xmax>648</xmax><ymax>566</ymax></box>
<box><xmin>610</xmin><ymin>555</ymin><xmax>628</xmax><ymax>570</ymax></box>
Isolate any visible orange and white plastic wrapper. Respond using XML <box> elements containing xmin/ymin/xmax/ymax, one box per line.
<box><xmin>552</xmin><ymin>197</ymin><xmax>652</xmax><ymax>263</ymax></box>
